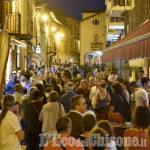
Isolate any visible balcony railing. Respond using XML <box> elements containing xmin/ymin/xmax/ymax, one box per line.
<box><xmin>125</xmin><ymin>0</ymin><xmax>150</xmax><ymax>34</ymax></box>
<box><xmin>6</xmin><ymin>12</ymin><xmax>21</xmax><ymax>35</ymax></box>
<box><xmin>113</xmin><ymin>0</ymin><xmax>130</xmax><ymax>6</ymax></box>
<box><xmin>111</xmin><ymin>17</ymin><xmax>124</xmax><ymax>22</ymax></box>
<box><xmin>91</xmin><ymin>43</ymin><xmax>103</xmax><ymax>50</ymax></box>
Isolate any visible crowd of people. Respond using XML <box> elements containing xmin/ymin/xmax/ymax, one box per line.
<box><xmin>0</xmin><ymin>64</ymin><xmax>150</xmax><ymax>150</ymax></box>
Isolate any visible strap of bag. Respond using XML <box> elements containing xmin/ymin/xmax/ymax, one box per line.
<box><xmin>56</xmin><ymin>138</ymin><xmax>67</xmax><ymax>150</ymax></box>
<box><xmin>31</xmin><ymin>102</ymin><xmax>40</xmax><ymax>115</ymax></box>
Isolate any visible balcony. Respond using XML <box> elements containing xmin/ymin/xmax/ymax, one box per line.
<box><xmin>6</xmin><ymin>12</ymin><xmax>21</xmax><ymax>35</ymax></box>
<box><xmin>91</xmin><ymin>43</ymin><xmax>103</xmax><ymax>50</ymax></box>
<box><xmin>111</xmin><ymin>17</ymin><xmax>124</xmax><ymax>22</ymax></box>
<box><xmin>125</xmin><ymin>0</ymin><xmax>150</xmax><ymax>34</ymax></box>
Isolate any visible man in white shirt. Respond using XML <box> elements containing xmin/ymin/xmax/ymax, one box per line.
<box><xmin>89</xmin><ymin>76</ymin><xmax>101</xmax><ymax>106</ymax></box>
<box><xmin>136</xmin><ymin>77</ymin><xmax>150</xmax><ymax>108</ymax></box>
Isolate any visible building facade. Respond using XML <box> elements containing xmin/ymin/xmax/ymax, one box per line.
<box><xmin>80</xmin><ymin>10</ymin><xmax>106</xmax><ymax>65</ymax></box>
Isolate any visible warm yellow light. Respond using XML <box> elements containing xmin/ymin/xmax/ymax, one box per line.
<box><xmin>51</xmin><ymin>27</ymin><xmax>56</xmax><ymax>31</ymax></box>
<box><xmin>61</xmin><ymin>33</ymin><xmax>64</xmax><ymax>37</ymax></box>
<box><xmin>56</xmin><ymin>33</ymin><xmax>60</xmax><ymax>40</ymax></box>
<box><xmin>43</xmin><ymin>15</ymin><xmax>48</xmax><ymax>21</ymax></box>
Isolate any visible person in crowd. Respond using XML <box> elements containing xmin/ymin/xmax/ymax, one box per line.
<box><xmin>98</xmin><ymin>120</ymin><xmax>117</xmax><ymax>150</ymax></box>
<box><xmin>89</xmin><ymin>76</ymin><xmax>101</xmax><ymax>104</ymax></box>
<box><xmin>46</xmin><ymin>72</ymin><xmax>53</xmax><ymax>84</ymax></box>
<box><xmin>35</xmin><ymin>84</ymin><xmax>47</xmax><ymax>104</ymax></box>
<box><xmin>88</xmin><ymin>76</ymin><xmax>95</xmax><ymax>90</ymax></box>
<box><xmin>30</xmin><ymin>72</ymin><xmax>38</xmax><ymax>86</ymax></box>
<box><xmin>74</xmin><ymin>78</ymin><xmax>81</xmax><ymax>90</ymax></box>
<box><xmin>82</xmin><ymin>81</ymin><xmax>90</xmax><ymax>99</ymax></box>
<box><xmin>38</xmin><ymin>74</ymin><xmax>46</xmax><ymax>88</ymax></box>
<box><xmin>117</xmin><ymin>78</ymin><xmax>130</xmax><ymax>104</ymax></box>
<box><xmin>124</xmin><ymin>106</ymin><xmax>150</xmax><ymax>150</ymax></box>
<box><xmin>13</xmin><ymin>84</ymin><xmax>23</xmax><ymax>105</ymax></box>
<box><xmin>94</xmin><ymin>83</ymin><xmax>111</xmax><ymax>120</ymax></box>
<box><xmin>26</xmin><ymin>90</ymin><xmax>44</xmax><ymax>150</ymax></box>
<box><xmin>50</xmin><ymin>78</ymin><xmax>60</xmax><ymax>94</ymax></box>
<box><xmin>13</xmin><ymin>102</ymin><xmax>22</xmax><ymax>123</ymax></box>
<box><xmin>60</xmin><ymin>82</ymin><xmax>76</xmax><ymax>113</ymax></box>
<box><xmin>44</xmin><ymin>87</ymin><xmax>52</xmax><ymax>101</ymax></box>
<box><xmin>20</xmin><ymin>75</ymin><xmax>25</xmax><ymax>87</ymax></box>
<box><xmin>44</xmin><ymin>70</ymin><xmax>49</xmax><ymax>83</ymax></box>
<box><xmin>0</xmin><ymin>95</ymin><xmax>24</xmax><ymax>150</ymax></box>
<box><xmin>79</xmin><ymin>114</ymin><xmax>96</xmax><ymax>150</ymax></box>
<box><xmin>88</xmin><ymin>127</ymin><xmax>107</xmax><ymax>150</ymax></box>
<box><xmin>3</xmin><ymin>72</ymin><xmax>20</xmax><ymax>95</ymax></box>
<box><xmin>54</xmin><ymin>73</ymin><xmax>62</xmax><ymax>90</ymax></box>
<box><xmin>17</xmin><ymin>70</ymin><xmax>22</xmax><ymax>80</ymax></box>
<box><xmin>108</xmin><ymin>71</ymin><xmax>117</xmax><ymax>87</ymax></box>
<box><xmin>73</xmin><ymin>67</ymin><xmax>80</xmax><ymax>78</ymax></box>
<box><xmin>135</xmin><ymin>77</ymin><xmax>149</xmax><ymax>108</ymax></box>
<box><xmin>65</xmin><ymin>95</ymin><xmax>87</xmax><ymax>138</ymax></box>
<box><xmin>22</xmin><ymin>87</ymin><xmax>28</xmax><ymax>99</ymax></box>
<box><xmin>40</xmin><ymin>66</ymin><xmax>45</xmax><ymax>75</ymax></box>
<box><xmin>76</xmin><ymin>87</ymin><xmax>93</xmax><ymax>110</ymax></box>
<box><xmin>39</xmin><ymin>91</ymin><xmax>65</xmax><ymax>141</ymax></box>
<box><xmin>24</xmin><ymin>73</ymin><xmax>32</xmax><ymax>93</ymax></box>
<box><xmin>44</xmin><ymin>117</ymin><xmax>84</xmax><ymax>150</ymax></box>
<box><xmin>109</xmin><ymin>82</ymin><xmax>130</xmax><ymax>123</ymax></box>
<box><xmin>77</xmin><ymin>73</ymin><xmax>82</xmax><ymax>80</ymax></box>
<box><xmin>136</xmin><ymin>70</ymin><xmax>144</xmax><ymax>88</ymax></box>
<box><xmin>96</xmin><ymin>68</ymin><xmax>104</xmax><ymax>80</ymax></box>
<box><xmin>129</xmin><ymin>81</ymin><xmax>137</xmax><ymax>111</ymax></box>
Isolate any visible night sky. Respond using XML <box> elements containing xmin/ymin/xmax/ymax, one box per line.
<box><xmin>43</xmin><ymin>0</ymin><xmax>106</xmax><ymax>20</ymax></box>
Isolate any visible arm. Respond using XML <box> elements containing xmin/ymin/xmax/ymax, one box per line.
<box><xmin>143</xmin><ymin>100</ymin><xmax>149</xmax><ymax>108</ymax></box>
<box><xmin>16</xmin><ymin>129</ymin><xmax>24</xmax><ymax>141</ymax></box>
<box><xmin>3</xmin><ymin>81</ymin><xmax>11</xmax><ymax>94</ymax></box>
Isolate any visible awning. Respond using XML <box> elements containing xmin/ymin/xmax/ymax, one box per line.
<box><xmin>102</xmin><ymin>20</ymin><xmax>150</xmax><ymax>63</ymax></box>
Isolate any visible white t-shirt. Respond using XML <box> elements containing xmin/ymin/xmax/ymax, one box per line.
<box><xmin>0</xmin><ymin>111</ymin><xmax>21</xmax><ymax>150</ymax></box>
<box><xmin>135</xmin><ymin>88</ymin><xmax>149</xmax><ymax>107</ymax></box>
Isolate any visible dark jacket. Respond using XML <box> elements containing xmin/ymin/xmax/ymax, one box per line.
<box><xmin>65</xmin><ymin>111</ymin><xmax>83</xmax><ymax>139</ymax></box>
<box><xmin>60</xmin><ymin>91</ymin><xmax>76</xmax><ymax>113</ymax></box>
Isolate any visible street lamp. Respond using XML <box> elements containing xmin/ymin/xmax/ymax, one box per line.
<box><xmin>43</xmin><ymin>15</ymin><xmax>48</xmax><ymax>21</ymax></box>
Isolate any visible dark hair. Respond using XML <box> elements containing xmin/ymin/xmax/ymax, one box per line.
<box><xmin>49</xmin><ymin>91</ymin><xmax>59</xmax><ymax>102</ymax></box>
<box><xmin>132</xmin><ymin>106</ymin><xmax>150</xmax><ymax>131</ymax></box>
<box><xmin>112</xmin><ymin>82</ymin><xmax>124</xmax><ymax>95</ymax></box>
<box><xmin>102</xmin><ymin>78</ymin><xmax>108</xmax><ymax>83</ymax></box>
<box><xmin>98</xmin><ymin>120</ymin><xmax>113</xmax><ymax>137</ymax></box>
<box><xmin>24</xmin><ymin>73</ymin><xmax>30</xmax><ymax>80</ymax></box>
<box><xmin>109</xmin><ymin>71</ymin><xmax>117</xmax><ymax>75</ymax></box>
<box><xmin>22</xmin><ymin>87</ymin><xmax>27</xmax><ymax>95</ymax></box>
<box><xmin>141</xmin><ymin>77</ymin><xmax>149</xmax><ymax>85</ymax></box>
<box><xmin>35</xmin><ymin>84</ymin><xmax>44</xmax><ymax>92</ymax></box>
<box><xmin>99</xmin><ymin>83</ymin><xmax>106</xmax><ymax>89</ymax></box>
<box><xmin>71</xmin><ymin>95</ymin><xmax>83</xmax><ymax>110</ymax></box>
<box><xmin>82</xmin><ymin>114</ymin><xmax>96</xmax><ymax>132</ymax></box>
<box><xmin>139</xmin><ymin>70</ymin><xmax>144</xmax><ymax>74</ymax></box>
<box><xmin>129</xmin><ymin>81</ymin><xmax>136</xmax><ymax>87</ymax></box>
<box><xmin>89</xmin><ymin>127</ymin><xmax>107</xmax><ymax>150</ymax></box>
<box><xmin>56</xmin><ymin>117</ymin><xmax>71</xmax><ymax>133</ymax></box>
<box><xmin>50</xmin><ymin>78</ymin><xmax>57</xmax><ymax>87</ymax></box>
<box><xmin>14</xmin><ymin>102</ymin><xmax>21</xmax><ymax>114</ymax></box>
<box><xmin>0</xmin><ymin>95</ymin><xmax>15</xmax><ymax>125</ymax></box>
<box><xmin>76</xmin><ymin>87</ymin><xmax>84</xmax><ymax>95</ymax></box>
<box><xmin>33</xmin><ymin>90</ymin><xmax>43</xmax><ymax>100</ymax></box>
<box><xmin>45</xmin><ymin>87</ymin><xmax>52</xmax><ymax>93</ymax></box>
<box><xmin>117</xmin><ymin>78</ymin><xmax>124</xmax><ymax>83</ymax></box>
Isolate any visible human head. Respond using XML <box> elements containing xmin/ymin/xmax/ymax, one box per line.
<box><xmin>35</xmin><ymin>84</ymin><xmax>44</xmax><ymax>92</ymax></box>
<box><xmin>45</xmin><ymin>87</ymin><xmax>52</xmax><ymax>93</ymax></box>
<box><xmin>89</xmin><ymin>77</ymin><xmax>95</xmax><ymax>87</ymax></box>
<box><xmin>61</xmin><ymin>71</ymin><xmax>65</xmax><ymax>79</ymax></box>
<box><xmin>129</xmin><ymin>81</ymin><xmax>137</xmax><ymax>92</ymax></box>
<box><xmin>18</xmin><ymin>70</ymin><xmax>22</xmax><ymax>77</ymax></box>
<box><xmin>65</xmin><ymin>82</ymin><xmax>74</xmax><ymax>93</ymax></box>
<box><xmin>98</xmin><ymin>83</ymin><xmax>106</xmax><ymax>93</ymax></box>
<box><xmin>0</xmin><ymin>95</ymin><xmax>15</xmax><ymax>125</ymax></box>
<box><xmin>98</xmin><ymin>120</ymin><xmax>113</xmax><ymax>137</ymax></box>
<box><xmin>76</xmin><ymin>87</ymin><xmax>84</xmax><ymax>95</ymax></box>
<box><xmin>112</xmin><ymin>82</ymin><xmax>123</xmax><ymax>95</ymax></box>
<box><xmin>132</xmin><ymin>106</ymin><xmax>150</xmax><ymax>131</ymax></box>
<box><xmin>108</xmin><ymin>71</ymin><xmax>117</xmax><ymax>82</ymax></box>
<box><xmin>14</xmin><ymin>84</ymin><xmax>23</xmax><ymax>94</ymax></box>
<box><xmin>45</xmin><ymin>70</ymin><xmax>49</xmax><ymax>77</ymax></box>
<box><xmin>73</xmin><ymin>78</ymin><xmax>80</xmax><ymax>88</ymax></box>
<box><xmin>24</xmin><ymin>73</ymin><xmax>30</xmax><ymax>81</ymax></box>
<box><xmin>20</xmin><ymin>76</ymin><xmax>24</xmax><ymax>82</ymax></box>
<box><xmin>22</xmin><ymin>87</ymin><xmax>27</xmax><ymax>95</ymax></box>
<box><xmin>29</xmin><ymin>86</ymin><xmax>37</xmax><ymax>97</ymax></box>
<box><xmin>40</xmin><ymin>74</ymin><xmax>44</xmax><ymax>80</ymax></box>
<box><xmin>139</xmin><ymin>70</ymin><xmax>144</xmax><ymax>79</ymax></box>
<box><xmin>33</xmin><ymin>90</ymin><xmax>44</xmax><ymax>101</ymax></box>
<box><xmin>77</xmin><ymin>74</ymin><xmax>82</xmax><ymax>80</ymax></box>
<box><xmin>141</xmin><ymin>77</ymin><xmax>150</xmax><ymax>89</ymax></box>
<box><xmin>82</xmin><ymin>81</ymin><xmax>88</xmax><ymax>90</ymax></box>
<box><xmin>89</xmin><ymin>127</ymin><xmax>107</xmax><ymax>150</ymax></box>
<box><xmin>13</xmin><ymin>102</ymin><xmax>21</xmax><ymax>115</ymax></box>
<box><xmin>33</xmin><ymin>72</ymin><xmax>37</xmax><ymax>78</ymax></box>
<box><xmin>71</xmin><ymin>95</ymin><xmax>87</xmax><ymax>114</ymax></box>
<box><xmin>49</xmin><ymin>91</ymin><xmax>59</xmax><ymax>102</ymax></box>
<box><xmin>56</xmin><ymin>117</ymin><xmax>72</xmax><ymax>135</ymax></box>
<box><xmin>117</xmin><ymin>78</ymin><xmax>126</xmax><ymax>91</ymax></box>
<box><xmin>95</xmin><ymin>77</ymin><xmax>101</xmax><ymax>87</ymax></box>
<box><xmin>12</xmin><ymin>73</ymin><xmax>17</xmax><ymax>81</ymax></box>
<box><xmin>49</xmin><ymin>72</ymin><xmax>53</xmax><ymax>78</ymax></box>
<box><xmin>82</xmin><ymin>114</ymin><xmax>96</xmax><ymax>132</ymax></box>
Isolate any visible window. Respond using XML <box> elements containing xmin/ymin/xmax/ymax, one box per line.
<box><xmin>93</xmin><ymin>19</ymin><xmax>100</xmax><ymax>25</ymax></box>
